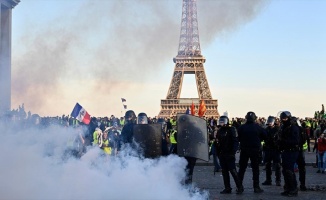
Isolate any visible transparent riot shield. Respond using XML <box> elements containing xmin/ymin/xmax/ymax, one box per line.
<box><xmin>177</xmin><ymin>114</ymin><xmax>209</xmax><ymax>162</ymax></box>
<box><xmin>133</xmin><ymin>124</ymin><xmax>162</xmax><ymax>158</ymax></box>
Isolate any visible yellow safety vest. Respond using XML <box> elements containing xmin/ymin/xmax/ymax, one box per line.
<box><xmin>170</xmin><ymin>119</ymin><xmax>177</xmax><ymax>126</ymax></box>
<box><xmin>303</xmin><ymin>141</ymin><xmax>308</xmax><ymax>151</ymax></box>
<box><xmin>120</xmin><ymin>119</ymin><xmax>125</xmax><ymax>126</ymax></box>
<box><xmin>170</xmin><ymin>130</ymin><xmax>177</xmax><ymax>144</ymax></box>
<box><xmin>102</xmin><ymin>139</ymin><xmax>112</xmax><ymax>155</ymax></box>
<box><xmin>93</xmin><ymin>130</ymin><xmax>99</xmax><ymax>145</ymax></box>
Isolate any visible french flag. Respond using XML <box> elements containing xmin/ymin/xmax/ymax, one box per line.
<box><xmin>71</xmin><ymin>103</ymin><xmax>91</xmax><ymax>125</ymax></box>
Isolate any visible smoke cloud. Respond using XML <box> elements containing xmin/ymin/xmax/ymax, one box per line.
<box><xmin>0</xmin><ymin>123</ymin><xmax>208</xmax><ymax>200</ymax></box>
<box><xmin>11</xmin><ymin>0</ymin><xmax>269</xmax><ymax>116</ymax></box>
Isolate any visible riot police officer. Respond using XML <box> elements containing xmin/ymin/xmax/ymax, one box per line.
<box><xmin>237</xmin><ymin>111</ymin><xmax>266</xmax><ymax>193</ymax></box>
<box><xmin>292</xmin><ymin>116</ymin><xmax>307</xmax><ymax>191</ymax></box>
<box><xmin>216</xmin><ymin>116</ymin><xmax>244</xmax><ymax>194</ymax></box>
<box><xmin>137</xmin><ymin>112</ymin><xmax>148</xmax><ymax>124</ymax></box>
<box><xmin>262</xmin><ymin>116</ymin><xmax>281</xmax><ymax>186</ymax></box>
<box><xmin>119</xmin><ymin>110</ymin><xmax>137</xmax><ymax>148</ymax></box>
<box><xmin>157</xmin><ymin>118</ymin><xmax>169</xmax><ymax>156</ymax></box>
<box><xmin>168</xmin><ymin>115</ymin><xmax>199</xmax><ymax>185</ymax></box>
<box><xmin>278</xmin><ymin>111</ymin><xmax>300</xmax><ymax>197</ymax></box>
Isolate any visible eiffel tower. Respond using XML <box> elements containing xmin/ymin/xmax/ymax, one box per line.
<box><xmin>158</xmin><ymin>0</ymin><xmax>219</xmax><ymax>118</ymax></box>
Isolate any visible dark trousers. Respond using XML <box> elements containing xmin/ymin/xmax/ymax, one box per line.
<box><xmin>211</xmin><ymin>144</ymin><xmax>221</xmax><ymax>171</ymax></box>
<box><xmin>264</xmin><ymin>149</ymin><xmax>281</xmax><ymax>182</ymax></box>
<box><xmin>219</xmin><ymin>154</ymin><xmax>242</xmax><ymax>191</ymax></box>
<box><xmin>184</xmin><ymin>156</ymin><xmax>197</xmax><ymax>184</ymax></box>
<box><xmin>219</xmin><ymin>154</ymin><xmax>236</xmax><ymax>171</ymax></box>
<box><xmin>282</xmin><ymin>151</ymin><xmax>299</xmax><ymax>191</ymax></box>
<box><xmin>238</xmin><ymin>148</ymin><xmax>260</xmax><ymax>187</ymax></box>
<box><xmin>296</xmin><ymin>150</ymin><xmax>306</xmax><ymax>186</ymax></box>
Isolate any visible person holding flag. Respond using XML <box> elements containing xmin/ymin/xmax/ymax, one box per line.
<box><xmin>71</xmin><ymin>103</ymin><xmax>91</xmax><ymax>125</ymax></box>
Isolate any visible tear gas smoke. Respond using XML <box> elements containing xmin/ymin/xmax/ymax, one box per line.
<box><xmin>11</xmin><ymin>0</ymin><xmax>269</xmax><ymax>116</ymax></box>
<box><xmin>0</xmin><ymin>122</ymin><xmax>208</xmax><ymax>200</ymax></box>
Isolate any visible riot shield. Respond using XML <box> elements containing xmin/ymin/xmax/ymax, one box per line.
<box><xmin>133</xmin><ymin>124</ymin><xmax>162</xmax><ymax>158</ymax></box>
<box><xmin>177</xmin><ymin>114</ymin><xmax>209</xmax><ymax>162</ymax></box>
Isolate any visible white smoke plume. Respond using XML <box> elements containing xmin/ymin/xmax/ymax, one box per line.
<box><xmin>11</xmin><ymin>0</ymin><xmax>269</xmax><ymax>116</ymax></box>
<box><xmin>0</xmin><ymin>122</ymin><xmax>208</xmax><ymax>200</ymax></box>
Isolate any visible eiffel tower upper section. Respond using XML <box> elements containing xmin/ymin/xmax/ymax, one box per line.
<box><xmin>158</xmin><ymin>0</ymin><xmax>219</xmax><ymax>118</ymax></box>
<box><xmin>177</xmin><ymin>0</ymin><xmax>202</xmax><ymax>57</ymax></box>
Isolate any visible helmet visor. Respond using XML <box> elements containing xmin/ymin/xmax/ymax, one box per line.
<box><xmin>219</xmin><ymin>118</ymin><xmax>228</xmax><ymax>126</ymax></box>
<box><xmin>266</xmin><ymin>117</ymin><xmax>275</xmax><ymax>126</ymax></box>
<box><xmin>137</xmin><ymin>116</ymin><xmax>148</xmax><ymax>124</ymax></box>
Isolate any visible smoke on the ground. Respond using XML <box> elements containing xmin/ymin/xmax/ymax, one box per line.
<box><xmin>0</xmin><ymin>123</ymin><xmax>208</xmax><ymax>200</ymax></box>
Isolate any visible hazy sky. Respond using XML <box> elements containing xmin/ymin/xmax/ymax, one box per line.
<box><xmin>11</xmin><ymin>0</ymin><xmax>326</xmax><ymax>119</ymax></box>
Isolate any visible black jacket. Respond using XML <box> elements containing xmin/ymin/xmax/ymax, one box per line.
<box><xmin>238</xmin><ymin>122</ymin><xmax>267</xmax><ymax>150</ymax></box>
<box><xmin>278</xmin><ymin>123</ymin><xmax>300</xmax><ymax>151</ymax></box>
<box><xmin>263</xmin><ymin>126</ymin><xmax>280</xmax><ymax>150</ymax></box>
<box><xmin>216</xmin><ymin>126</ymin><xmax>239</xmax><ymax>155</ymax></box>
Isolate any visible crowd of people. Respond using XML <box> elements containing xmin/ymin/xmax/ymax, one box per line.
<box><xmin>2</xmin><ymin>104</ymin><xmax>326</xmax><ymax>197</ymax></box>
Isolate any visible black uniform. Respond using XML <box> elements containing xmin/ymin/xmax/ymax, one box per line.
<box><xmin>237</xmin><ymin>112</ymin><xmax>266</xmax><ymax>193</ymax></box>
<box><xmin>278</xmin><ymin>112</ymin><xmax>300</xmax><ymax>197</ymax></box>
<box><xmin>262</xmin><ymin>123</ymin><xmax>281</xmax><ymax>186</ymax></box>
<box><xmin>293</xmin><ymin>117</ymin><xmax>307</xmax><ymax>191</ymax></box>
<box><xmin>170</xmin><ymin>128</ymin><xmax>197</xmax><ymax>185</ymax></box>
<box><xmin>118</xmin><ymin>110</ymin><xmax>137</xmax><ymax>151</ymax></box>
<box><xmin>216</xmin><ymin>116</ymin><xmax>244</xmax><ymax>194</ymax></box>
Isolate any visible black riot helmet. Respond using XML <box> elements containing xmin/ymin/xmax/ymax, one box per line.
<box><xmin>266</xmin><ymin>116</ymin><xmax>275</xmax><ymax>126</ymax></box>
<box><xmin>245</xmin><ymin>111</ymin><xmax>257</xmax><ymax>123</ymax></box>
<box><xmin>125</xmin><ymin>110</ymin><xmax>136</xmax><ymax>124</ymax></box>
<box><xmin>137</xmin><ymin>112</ymin><xmax>148</xmax><ymax>124</ymax></box>
<box><xmin>280</xmin><ymin>111</ymin><xmax>292</xmax><ymax>126</ymax></box>
<box><xmin>219</xmin><ymin>116</ymin><xmax>229</xmax><ymax>126</ymax></box>
<box><xmin>157</xmin><ymin>118</ymin><xmax>167</xmax><ymax>130</ymax></box>
<box><xmin>280</xmin><ymin>111</ymin><xmax>291</xmax><ymax>121</ymax></box>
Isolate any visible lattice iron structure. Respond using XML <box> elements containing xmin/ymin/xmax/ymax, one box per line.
<box><xmin>158</xmin><ymin>0</ymin><xmax>219</xmax><ymax>118</ymax></box>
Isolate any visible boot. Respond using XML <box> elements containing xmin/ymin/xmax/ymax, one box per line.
<box><xmin>281</xmin><ymin>170</ymin><xmax>295</xmax><ymax>196</ymax></box>
<box><xmin>299</xmin><ymin>175</ymin><xmax>307</xmax><ymax>191</ymax></box>
<box><xmin>282</xmin><ymin>182</ymin><xmax>289</xmax><ymax>195</ymax></box>
<box><xmin>300</xmin><ymin>185</ymin><xmax>307</xmax><ymax>191</ymax></box>
<box><xmin>214</xmin><ymin>168</ymin><xmax>220</xmax><ymax>175</ymax></box>
<box><xmin>220</xmin><ymin>170</ymin><xmax>232</xmax><ymax>194</ymax></box>
<box><xmin>184</xmin><ymin>175</ymin><xmax>192</xmax><ymax>185</ymax></box>
<box><xmin>288</xmin><ymin>188</ymin><xmax>298</xmax><ymax>197</ymax></box>
<box><xmin>253</xmin><ymin>182</ymin><xmax>264</xmax><ymax>193</ymax></box>
<box><xmin>254</xmin><ymin>187</ymin><xmax>264</xmax><ymax>193</ymax></box>
<box><xmin>230</xmin><ymin>169</ymin><xmax>244</xmax><ymax>194</ymax></box>
<box><xmin>263</xmin><ymin>162</ymin><xmax>272</xmax><ymax>185</ymax></box>
<box><xmin>275</xmin><ymin>163</ymin><xmax>281</xmax><ymax>186</ymax></box>
<box><xmin>220</xmin><ymin>188</ymin><xmax>232</xmax><ymax>194</ymax></box>
<box><xmin>275</xmin><ymin>180</ymin><xmax>281</xmax><ymax>186</ymax></box>
<box><xmin>262</xmin><ymin>180</ymin><xmax>272</xmax><ymax>185</ymax></box>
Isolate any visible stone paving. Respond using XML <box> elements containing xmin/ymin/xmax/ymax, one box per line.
<box><xmin>192</xmin><ymin>151</ymin><xmax>326</xmax><ymax>200</ymax></box>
